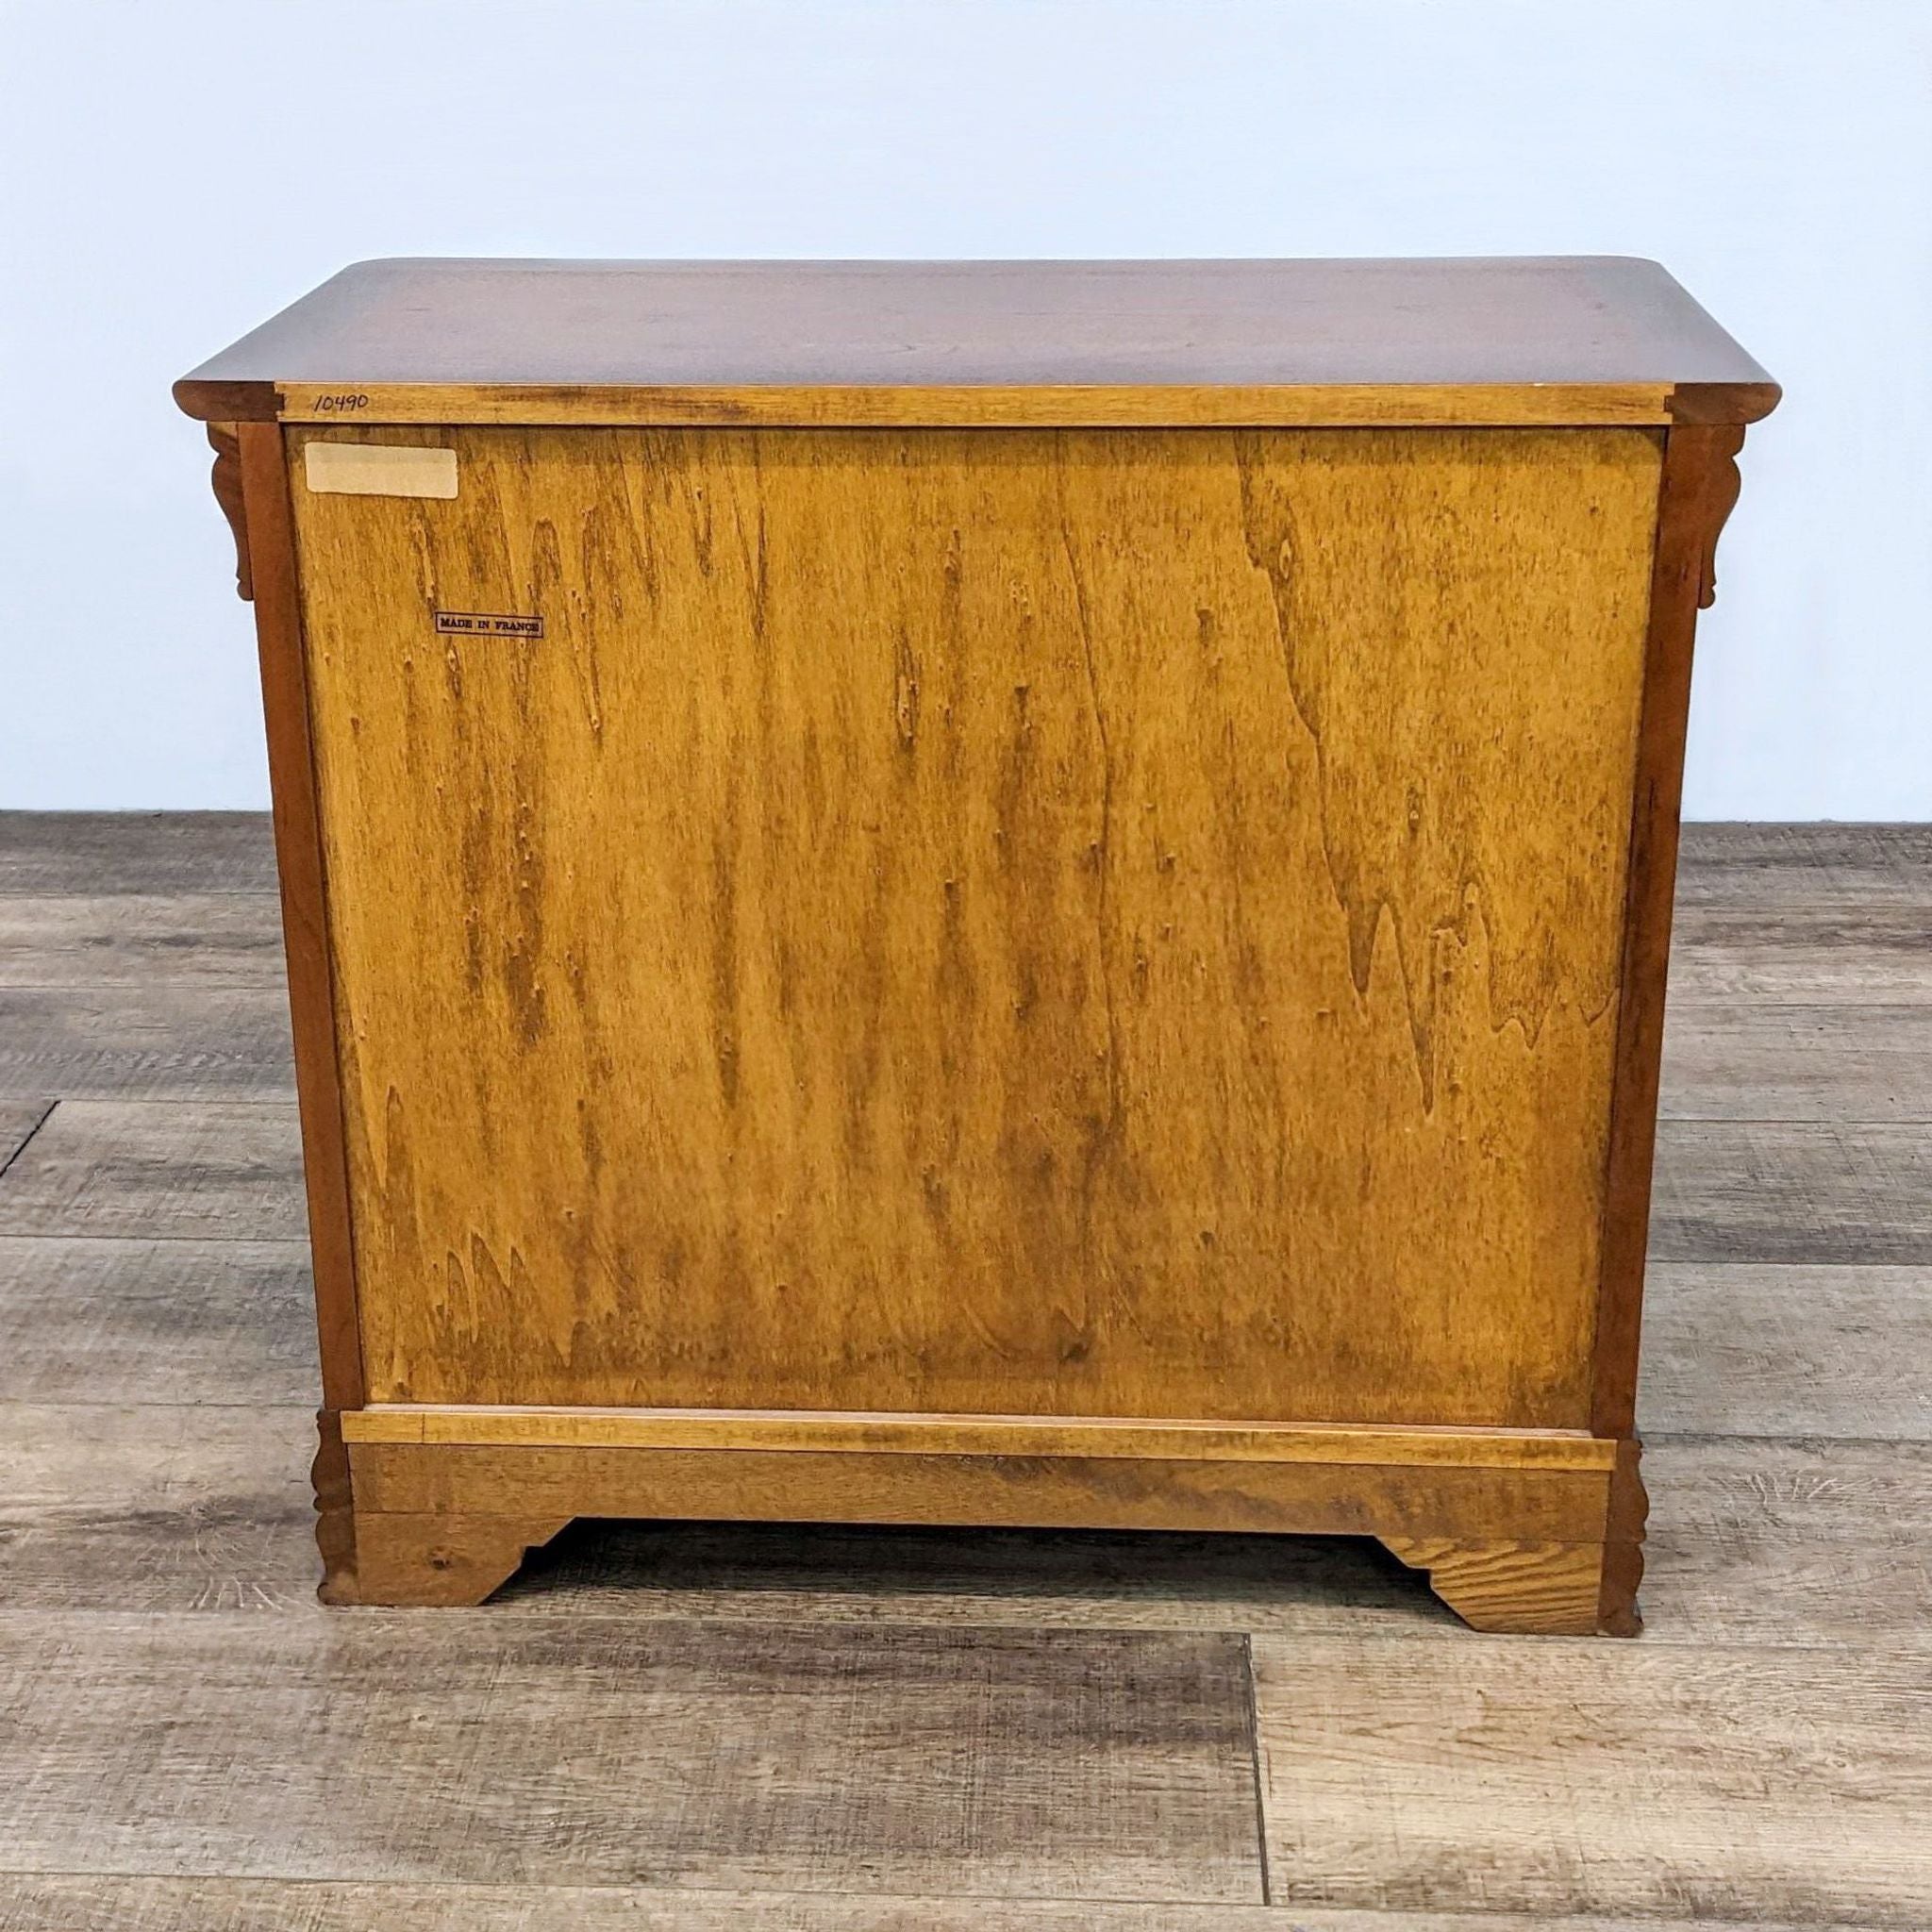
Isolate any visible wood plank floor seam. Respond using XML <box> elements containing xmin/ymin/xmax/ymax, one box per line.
<box><xmin>1238</xmin><ymin>1635</ymin><xmax>1274</xmax><ymax>1907</ymax></box>
<box><xmin>0</xmin><ymin>1100</ymin><xmax>54</xmax><ymax>1181</ymax></box>
<box><xmin>1663</xmin><ymin>1115</ymin><xmax>1932</xmax><ymax>1125</ymax></box>
<box><xmin>0</xmin><ymin>1877</ymin><xmax>1903</xmax><ymax>1931</ymax></box>
<box><xmin>0</xmin><ymin>979</ymin><xmax>275</xmax><ymax>992</ymax></box>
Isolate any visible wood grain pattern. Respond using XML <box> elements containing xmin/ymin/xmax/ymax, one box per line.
<box><xmin>12</xmin><ymin>1147</ymin><xmax>1924</xmax><ymax>1430</ymax></box>
<box><xmin>0</xmin><ymin>1235</ymin><xmax>315</xmax><ymax>1403</ymax></box>
<box><xmin>1642</xmin><ymin>1264</ymin><xmax>1932</xmax><ymax>1437</ymax></box>
<box><xmin>2</xmin><ymin>1874</ymin><xmax>1880</xmax><ymax>1932</ymax></box>
<box><xmin>45</xmin><ymin>953</ymin><xmax>1920</xmax><ymax>1132</ymax></box>
<box><xmin>1652</xmin><ymin>1122</ymin><xmax>1932</xmax><ymax>1262</ymax></box>
<box><xmin>1378</xmin><ymin>1538</ymin><xmax>1614</xmax><ymax>1636</ymax></box>
<box><xmin>24</xmin><ymin>843</ymin><xmax>1932</xmax><ymax>1004</ymax></box>
<box><xmin>1637</xmin><ymin>1436</ymin><xmax>1932</xmax><ymax>1653</ymax></box>
<box><xmin>0</xmin><ymin>985</ymin><xmax>293</xmax><ymax>1098</ymax></box>
<box><xmin>333</xmin><ymin>1410</ymin><xmax>1632</xmax><ymax>1612</ymax></box>
<box><xmin>346</xmin><ymin>1509</ymin><xmax>570</xmax><ymax>1607</ymax></box>
<box><xmin>1670</xmin><ymin>903</ymin><xmax>1932</xmax><ymax>1002</ymax></box>
<box><xmin>0</xmin><ymin>811</ymin><xmax>277</xmax><ymax>895</ymax></box>
<box><xmin>0</xmin><ymin>1401</ymin><xmax>317</xmax><ymax>1612</ymax></box>
<box><xmin>1675</xmin><ymin>822</ymin><xmax>1932</xmax><ymax>907</ymax></box>
<box><xmin>291</xmin><ymin>423</ymin><xmax>1660</xmax><ymax>1429</ymax></box>
<box><xmin>347</xmin><ymin>1441</ymin><xmax>1614</xmax><ymax>1547</ymax></box>
<box><xmin>0</xmin><ymin>1099</ymin><xmax>304</xmax><ymax>1239</ymax></box>
<box><xmin>1251</xmin><ymin>1635</ymin><xmax>1932</xmax><ymax>1924</ymax></box>
<box><xmin>1381</xmin><ymin>1441</ymin><xmax>1643</xmax><ymax>1637</ymax></box>
<box><xmin>341</xmin><ymin>1405</ymin><xmax>1617</xmax><ymax>1468</ymax></box>
<box><xmin>172</xmin><ymin>257</ymin><xmax>1777</xmax><ymax>427</ymax></box>
<box><xmin>0</xmin><ymin>893</ymin><xmax>286</xmax><ymax>988</ymax></box>
<box><xmin>1661</xmin><ymin>1004</ymin><xmax>1932</xmax><ymax>1122</ymax></box>
<box><xmin>0</xmin><ymin>1612</ymin><xmax>1263</xmax><ymax>1904</ymax></box>
<box><xmin>2</xmin><ymin>814</ymin><xmax>1887</xmax><ymax>909</ymax></box>
<box><xmin>262</xmin><ymin>379</ymin><xmax>1690</xmax><ymax>430</ymax></box>
<box><xmin>45</xmin><ymin>815</ymin><xmax>1913</xmax><ymax>910</ymax></box>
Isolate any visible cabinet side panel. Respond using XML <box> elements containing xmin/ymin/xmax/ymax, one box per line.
<box><xmin>290</xmin><ymin>425</ymin><xmax>1660</xmax><ymax>1427</ymax></box>
<box><xmin>238</xmin><ymin>423</ymin><xmax>363</xmax><ymax>1411</ymax></box>
<box><xmin>1591</xmin><ymin>425</ymin><xmax>1747</xmax><ymax>1436</ymax></box>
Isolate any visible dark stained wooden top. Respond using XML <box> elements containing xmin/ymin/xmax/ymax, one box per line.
<box><xmin>175</xmin><ymin>258</ymin><xmax>1777</xmax><ymax>426</ymax></box>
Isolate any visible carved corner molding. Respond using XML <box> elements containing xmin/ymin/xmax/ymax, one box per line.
<box><xmin>1596</xmin><ymin>1436</ymin><xmax>1649</xmax><ymax>1640</ymax></box>
<box><xmin>310</xmin><ymin>1408</ymin><xmax>358</xmax><ymax>1606</ymax></box>
<box><xmin>1691</xmin><ymin>425</ymin><xmax>1747</xmax><ymax>611</ymax></box>
<box><xmin>207</xmin><ymin>422</ymin><xmax>253</xmax><ymax>601</ymax></box>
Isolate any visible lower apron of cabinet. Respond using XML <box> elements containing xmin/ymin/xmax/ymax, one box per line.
<box><xmin>271</xmin><ymin>422</ymin><xmax>1688</xmax><ymax>1633</ymax></box>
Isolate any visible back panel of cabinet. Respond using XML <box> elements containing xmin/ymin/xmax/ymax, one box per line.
<box><xmin>288</xmin><ymin>424</ymin><xmax>1662</xmax><ymax>1428</ymax></box>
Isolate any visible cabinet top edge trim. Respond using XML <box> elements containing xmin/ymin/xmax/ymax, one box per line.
<box><xmin>175</xmin><ymin>377</ymin><xmax>1777</xmax><ymax>428</ymax></box>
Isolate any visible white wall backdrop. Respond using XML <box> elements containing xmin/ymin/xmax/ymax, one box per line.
<box><xmin>2</xmin><ymin>0</ymin><xmax>1927</xmax><ymax>816</ymax></box>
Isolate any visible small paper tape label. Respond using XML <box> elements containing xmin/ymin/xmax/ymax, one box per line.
<box><xmin>304</xmin><ymin>442</ymin><xmax>458</xmax><ymax>499</ymax></box>
<box><xmin>434</xmin><ymin>610</ymin><xmax>544</xmax><ymax>639</ymax></box>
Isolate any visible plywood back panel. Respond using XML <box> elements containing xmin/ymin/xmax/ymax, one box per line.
<box><xmin>288</xmin><ymin>424</ymin><xmax>1661</xmax><ymax>1427</ymax></box>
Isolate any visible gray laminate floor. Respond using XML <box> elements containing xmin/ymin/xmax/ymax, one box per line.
<box><xmin>0</xmin><ymin>813</ymin><xmax>1927</xmax><ymax>1932</ymax></box>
